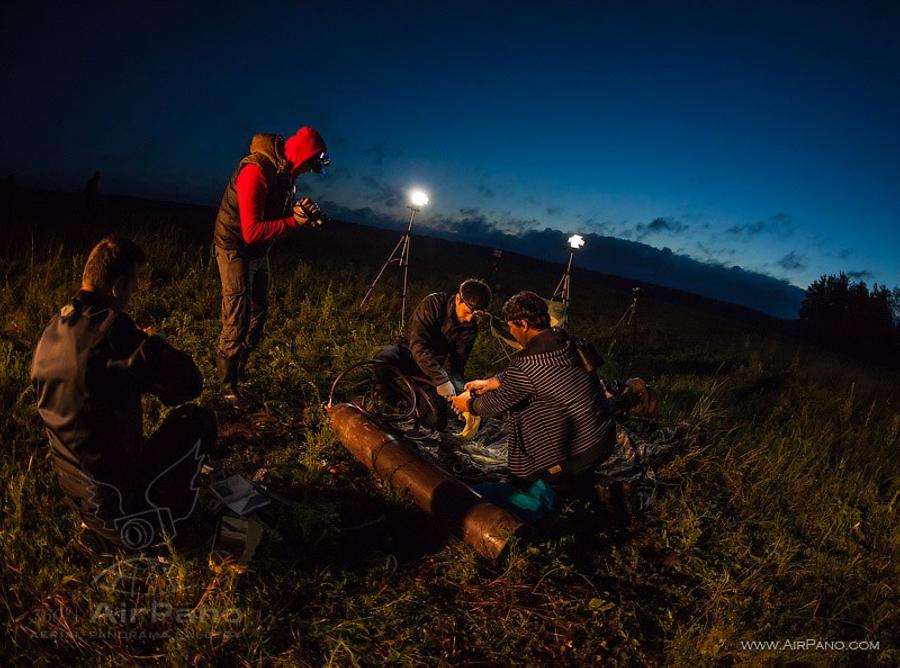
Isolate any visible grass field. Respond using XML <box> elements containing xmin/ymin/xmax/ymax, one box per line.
<box><xmin>1</xmin><ymin>192</ymin><xmax>897</xmax><ymax>665</ymax></box>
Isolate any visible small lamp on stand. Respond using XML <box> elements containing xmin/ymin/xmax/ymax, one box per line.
<box><xmin>361</xmin><ymin>189</ymin><xmax>430</xmax><ymax>333</ymax></box>
<box><xmin>552</xmin><ymin>234</ymin><xmax>586</xmax><ymax>308</ymax></box>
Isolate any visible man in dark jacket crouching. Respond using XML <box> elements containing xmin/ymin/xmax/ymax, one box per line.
<box><xmin>451</xmin><ymin>291</ymin><xmax>615</xmax><ymax>492</ymax></box>
<box><xmin>374</xmin><ymin>278</ymin><xmax>491</xmax><ymax>430</ymax></box>
<box><xmin>31</xmin><ymin>236</ymin><xmax>216</xmax><ymax>551</ymax></box>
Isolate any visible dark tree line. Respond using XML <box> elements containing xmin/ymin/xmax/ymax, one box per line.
<box><xmin>799</xmin><ymin>274</ymin><xmax>900</xmax><ymax>367</ymax></box>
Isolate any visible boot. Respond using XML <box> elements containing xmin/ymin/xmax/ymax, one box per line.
<box><xmin>216</xmin><ymin>354</ymin><xmax>252</xmax><ymax>410</ymax></box>
<box><xmin>236</xmin><ymin>348</ymin><xmax>249</xmax><ymax>383</ymax></box>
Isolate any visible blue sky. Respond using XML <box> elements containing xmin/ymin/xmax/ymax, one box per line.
<box><xmin>2</xmin><ymin>1</ymin><xmax>898</xmax><ymax>316</ymax></box>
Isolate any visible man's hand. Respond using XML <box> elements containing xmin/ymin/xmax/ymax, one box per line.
<box><xmin>450</xmin><ymin>391</ymin><xmax>470</xmax><ymax>415</ymax></box>
<box><xmin>465</xmin><ymin>376</ymin><xmax>500</xmax><ymax>394</ymax></box>
<box><xmin>293</xmin><ymin>197</ymin><xmax>325</xmax><ymax>228</ymax></box>
<box><xmin>435</xmin><ymin>380</ymin><xmax>457</xmax><ymax>399</ymax></box>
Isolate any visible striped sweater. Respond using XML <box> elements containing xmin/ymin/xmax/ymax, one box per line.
<box><xmin>470</xmin><ymin>330</ymin><xmax>616</xmax><ymax>481</ymax></box>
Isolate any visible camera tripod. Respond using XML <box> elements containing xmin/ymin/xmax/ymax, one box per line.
<box><xmin>360</xmin><ymin>205</ymin><xmax>420</xmax><ymax>333</ymax></box>
<box><xmin>612</xmin><ymin>288</ymin><xmax>641</xmax><ymax>366</ymax></box>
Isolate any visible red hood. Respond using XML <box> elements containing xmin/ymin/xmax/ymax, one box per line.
<box><xmin>284</xmin><ymin>127</ymin><xmax>327</xmax><ymax>171</ymax></box>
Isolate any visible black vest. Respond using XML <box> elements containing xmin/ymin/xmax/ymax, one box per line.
<box><xmin>213</xmin><ymin>151</ymin><xmax>295</xmax><ymax>257</ymax></box>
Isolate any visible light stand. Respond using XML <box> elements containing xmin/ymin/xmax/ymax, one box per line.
<box><xmin>552</xmin><ymin>234</ymin><xmax>585</xmax><ymax>309</ymax></box>
<box><xmin>360</xmin><ymin>190</ymin><xmax>429</xmax><ymax>333</ymax></box>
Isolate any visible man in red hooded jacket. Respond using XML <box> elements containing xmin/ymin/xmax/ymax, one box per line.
<box><xmin>213</xmin><ymin>127</ymin><xmax>330</xmax><ymax>407</ymax></box>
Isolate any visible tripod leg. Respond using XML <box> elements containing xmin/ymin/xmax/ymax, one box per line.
<box><xmin>630</xmin><ymin>300</ymin><xmax>638</xmax><ymax>367</ymax></box>
<box><xmin>399</xmin><ymin>233</ymin><xmax>411</xmax><ymax>332</ymax></box>
<box><xmin>553</xmin><ymin>274</ymin><xmax>565</xmax><ymax>300</ymax></box>
<box><xmin>553</xmin><ymin>269</ymin><xmax>572</xmax><ymax>307</ymax></box>
<box><xmin>609</xmin><ymin>302</ymin><xmax>635</xmax><ymax>363</ymax></box>
<box><xmin>361</xmin><ymin>234</ymin><xmax>406</xmax><ymax>306</ymax></box>
<box><xmin>618</xmin><ymin>298</ymin><xmax>638</xmax><ymax>367</ymax></box>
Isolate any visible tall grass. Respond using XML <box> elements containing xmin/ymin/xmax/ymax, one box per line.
<box><xmin>1</xmin><ymin>199</ymin><xmax>897</xmax><ymax>665</ymax></box>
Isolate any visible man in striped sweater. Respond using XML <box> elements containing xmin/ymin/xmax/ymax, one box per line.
<box><xmin>451</xmin><ymin>291</ymin><xmax>616</xmax><ymax>490</ymax></box>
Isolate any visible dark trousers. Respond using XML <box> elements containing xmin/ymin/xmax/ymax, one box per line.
<box><xmin>83</xmin><ymin>405</ymin><xmax>217</xmax><ymax>551</ymax></box>
<box><xmin>140</xmin><ymin>404</ymin><xmax>217</xmax><ymax>522</ymax></box>
<box><xmin>373</xmin><ymin>345</ymin><xmax>448</xmax><ymax>430</ymax></box>
<box><xmin>215</xmin><ymin>246</ymin><xmax>269</xmax><ymax>360</ymax></box>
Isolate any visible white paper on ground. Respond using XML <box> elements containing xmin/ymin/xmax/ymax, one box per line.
<box><xmin>210</xmin><ymin>475</ymin><xmax>271</xmax><ymax>516</ymax></box>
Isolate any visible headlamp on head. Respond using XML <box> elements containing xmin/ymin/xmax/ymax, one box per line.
<box><xmin>458</xmin><ymin>278</ymin><xmax>492</xmax><ymax>315</ymax></box>
<box><xmin>311</xmin><ymin>150</ymin><xmax>331</xmax><ymax>174</ymax></box>
<box><xmin>461</xmin><ymin>297</ymin><xmax>485</xmax><ymax>318</ymax></box>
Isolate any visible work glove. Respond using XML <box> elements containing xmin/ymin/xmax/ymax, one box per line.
<box><xmin>449</xmin><ymin>391</ymin><xmax>470</xmax><ymax>416</ymax></box>
<box><xmin>293</xmin><ymin>197</ymin><xmax>325</xmax><ymax>228</ymax></box>
<box><xmin>435</xmin><ymin>380</ymin><xmax>457</xmax><ymax>399</ymax></box>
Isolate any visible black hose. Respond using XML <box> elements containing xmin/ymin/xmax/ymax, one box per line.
<box><xmin>327</xmin><ymin>359</ymin><xmax>423</xmax><ymax>426</ymax></box>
